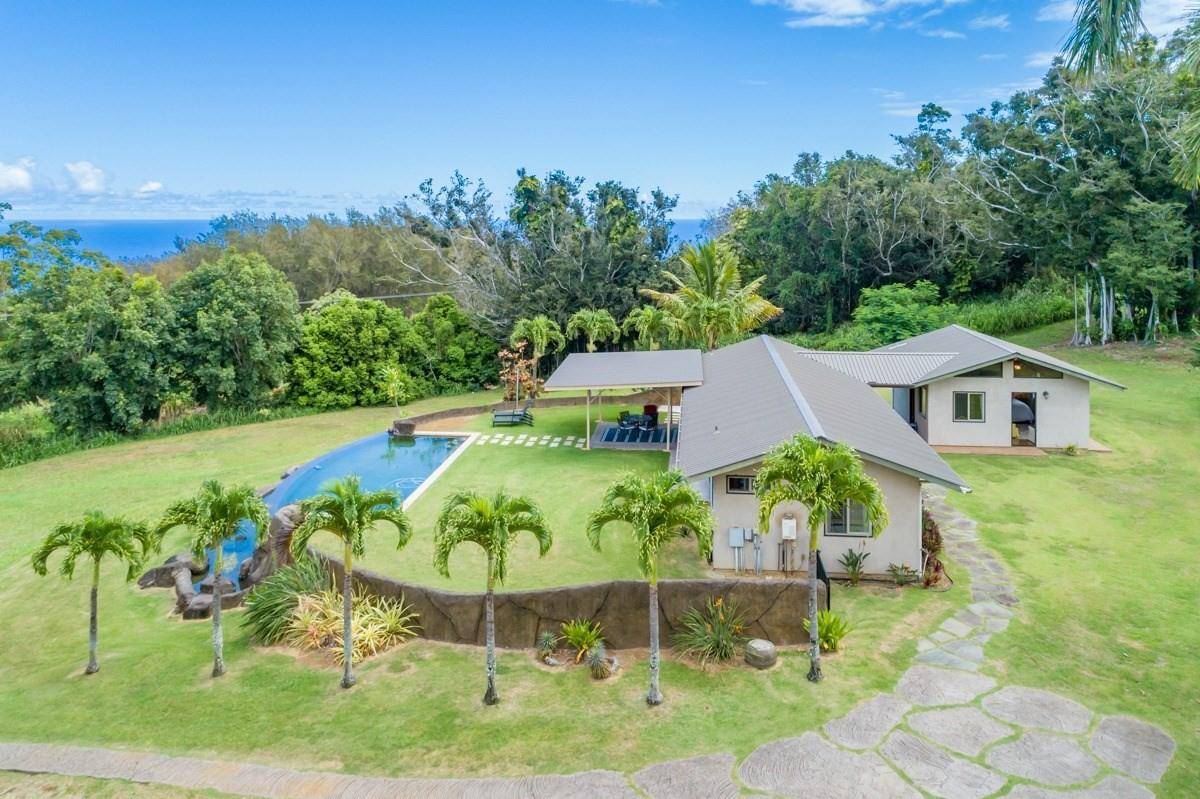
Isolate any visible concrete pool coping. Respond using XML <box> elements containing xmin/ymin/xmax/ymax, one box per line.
<box><xmin>401</xmin><ymin>430</ymin><xmax>478</xmax><ymax>510</ymax></box>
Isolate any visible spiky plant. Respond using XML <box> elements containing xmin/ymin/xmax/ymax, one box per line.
<box><xmin>289</xmin><ymin>475</ymin><xmax>413</xmax><ymax>689</ymax></box>
<box><xmin>241</xmin><ymin>556</ymin><xmax>331</xmax><ymax>645</ymax></box>
<box><xmin>156</xmin><ymin>481</ymin><xmax>269</xmax><ymax>678</ymax></box>
<box><xmin>31</xmin><ymin>512</ymin><xmax>161</xmax><ymax>675</ymax></box>
<box><xmin>755</xmin><ymin>435</ymin><xmax>887</xmax><ymax>682</ymax></box>
<box><xmin>587</xmin><ymin>469</ymin><xmax>713</xmax><ymax>705</ymax></box>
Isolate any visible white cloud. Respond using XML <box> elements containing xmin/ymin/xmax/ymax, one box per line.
<box><xmin>64</xmin><ymin>161</ymin><xmax>107</xmax><ymax>194</ymax></box>
<box><xmin>978</xmin><ymin>52</ymin><xmax>1007</xmax><ymax>61</ymax></box>
<box><xmin>757</xmin><ymin>0</ymin><xmax>964</xmax><ymax>31</ymax></box>
<box><xmin>969</xmin><ymin>13</ymin><xmax>1010</xmax><ymax>30</ymax></box>
<box><xmin>0</xmin><ymin>157</ymin><xmax>36</xmax><ymax>193</ymax></box>
<box><xmin>137</xmin><ymin>180</ymin><xmax>164</xmax><ymax>195</ymax></box>
<box><xmin>785</xmin><ymin>13</ymin><xmax>869</xmax><ymax>27</ymax></box>
<box><xmin>921</xmin><ymin>27</ymin><xmax>965</xmax><ymax>39</ymax></box>
<box><xmin>1025</xmin><ymin>50</ymin><xmax>1058</xmax><ymax>68</ymax></box>
<box><xmin>1038</xmin><ymin>0</ymin><xmax>1190</xmax><ymax>37</ymax></box>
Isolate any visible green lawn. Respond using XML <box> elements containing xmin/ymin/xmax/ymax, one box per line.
<box><xmin>944</xmin><ymin>322</ymin><xmax>1200</xmax><ymax>796</ymax></box>
<box><xmin>0</xmin><ymin>390</ymin><xmax>961</xmax><ymax>778</ymax></box>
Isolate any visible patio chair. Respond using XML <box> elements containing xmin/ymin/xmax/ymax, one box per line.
<box><xmin>618</xmin><ymin>411</ymin><xmax>638</xmax><ymax>430</ymax></box>
<box><xmin>638</xmin><ymin>412</ymin><xmax>658</xmax><ymax>432</ymax></box>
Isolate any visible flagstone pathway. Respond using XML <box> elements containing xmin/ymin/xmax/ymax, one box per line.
<box><xmin>0</xmin><ymin>487</ymin><xmax>1175</xmax><ymax>797</ymax></box>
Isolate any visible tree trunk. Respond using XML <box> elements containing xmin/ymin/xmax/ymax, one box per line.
<box><xmin>85</xmin><ymin>558</ymin><xmax>100</xmax><ymax>675</ymax></box>
<box><xmin>807</xmin><ymin>536</ymin><xmax>822</xmax><ymax>683</ymax></box>
<box><xmin>483</xmin><ymin>572</ymin><xmax>498</xmax><ymax>705</ymax></box>
<box><xmin>646</xmin><ymin>580</ymin><xmax>663</xmax><ymax>705</ymax></box>
<box><xmin>211</xmin><ymin>544</ymin><xmax>225</xmax><ymax>678</ymax></box>
<box><xmin>341</xmin><ymin>543</ymin><xmax>356</xmax><ymax>689</ymax></box>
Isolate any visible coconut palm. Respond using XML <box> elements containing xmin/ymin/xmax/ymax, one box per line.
<box><xmin>434</xmin><ymin>490</ymin><xmax>552</xmax><ymax>705</ymax></box>
<box><xmin>622</xmin><ymin>306</ymin><xmax>675</xmax><ymax>350</ymax></box>
<box><xmin>156</xmin><ymin>481</ymin><xmax>270</xmax><ymax>678</ymax></box>
<box><xmin>754</xmin><ymin>435</ymin><xmax>888</xmax><ymax>682</ymax></box>
<box><xmin>509</xmin><ymin>315</ymin><xmax>566</xmax><ymax>380</ymax></box>
<box><xmin>566</xmin><ymin>308</ymin><xmax>621</xmax><ymax>352</ymax></box>
<box><xmin>32</xmin><ymin>512</ymin><xmax>161</xmax><ymax>675</ymax></box>
<box><xmin>639</xmin><ymin>241</ymin><xmax>780</xmax><ymax>350</ymax></box>
<box><xmin>289</xmin><ymin>476</ymin><xmax>412</xmax><ymax>688</ymax></box>
<box><xmin>587</xmin><ymin>470</ymin><xmax>713</xmax><ymax>705</ymax></box>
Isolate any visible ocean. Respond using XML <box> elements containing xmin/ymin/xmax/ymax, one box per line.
<box><xmin>16</xmin><ymin>217</ymin><xmax>708</xmax><ymax>263</ymax></box>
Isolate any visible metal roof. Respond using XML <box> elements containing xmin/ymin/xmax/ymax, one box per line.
<box><xmin>677</xmin><ymin>336</ymin><xmax>969</xmax><ymax>491</ymax></box>
<box><xmin>800</xmin><ymin>350</ymin><xmax>956</xmax><ymax>386</ymax></box>
<box><xmin>542</xmin><ymin>349</ymin><xmax>705</xmax><ymax>391</ymax></box>
<box><xmin>875</xmin><ymin>325</ymin><xmax>1125</xmax><ymax>389</ymax></box>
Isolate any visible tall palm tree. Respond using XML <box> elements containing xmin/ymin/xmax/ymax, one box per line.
<box><xmin>566</xmin><ymin>308</ymin><xmax>621</xmax><ymax>352</ymax></box>
<box><xmin>434</xmin><ymin>490</ymin><xmax>552</xmax><ymax>705</ymax></box>
<box><xmin>640</xmin><ymin>241</ymin><xmax>780</xmax><ymax>350</ymax></box>
<box><xmin>754</xmin><ymin>435</ymin><xmax>888</xmax><ymax>682</ymax></box>
<box><xmin>509</xmin><ymin>315</ymin><xmax>566</xmax><ymax>381</ymax></box>
<box><xmin>622</xmin><ymin>306</ymin><xmax>674</xmax><ymax>350</ymax></box>
<box><xmin>32</xmin><ymin>512</ymin><xmax>161</xmax><ymax>675</ymax></box>
<box><xmin>587</xmin><ymin>470</ymin><xmax>713</xmax><ymax>705</ymax></box>
<box><xmin>289</xmin><ymin>476</ymin><xmax>412</xmax><ymax>688</ymax></box>
<box><xmin>156</xmin><ymin>481</ymin><xmax>270</xmax><ymax>678</ymax></box>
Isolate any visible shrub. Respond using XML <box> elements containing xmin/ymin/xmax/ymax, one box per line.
<box><xmin>921</xmin><ymin>510</ymin><xmax>946</xmax><ymax>588</ymax></box>
<box><xmin>536</xmin><ymin>630</ymin><xmax>559</xmax><ymax>659</ymax></box>
<box><xmin>560</xmin><ymin>618</ymin><xmax>604</xmax><ymax>663</ymax></box>
<box><xmin>952</xmin><ymin>281</ymin><xmax>1073</xmax><ymax>337</ymax></box>
<box><xmin>586</xmin><ymin>643</ymin><xmax>613</xmax><ymax>679</ymax></box>
<box><xmin>852</xmin><ymin>280</ymin><xmax>955</xmax><ymax>345</ymax></box>
<box><xmin>242</xmin><ymin>556</ymin><xmax>331</xmax><ymax>644</ymax></box>
<box><xmin>803</xmin><ymin>609</ymin><xmax>853</xmax><ymax>652</ymax></box>
<box><xmin>673</xmin><ymin>596</ymin><xmax>748</xmax><ymax>666</ymax></box>
<box><xmin>888</xmin><ymin>562</ymin><xmax>920</xmax><ymax>586</ymax></box>
<box><xmin>410</xmin><ymin>294</ymin><xmax>500</xmax><ymax>392</ymax></box>
<box><xmin>284</xmin><ymin>589</ymin><xmax>419</xmax><ymax>665</ymax></box>
<box><xmin>0</xmin><ymin>401</ymin><xmax>54</xmax><ymax>446</ymax></box>
<box><xmin>838</xmin><ymin>547</ymin><xmax>869</xmax><ymax>586</ymax></box>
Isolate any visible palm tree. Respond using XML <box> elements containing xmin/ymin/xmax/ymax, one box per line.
<box><xmin>587</xmin><ymin>470</ymin><xmax>713</xmax><ymax>705</ymax></box>
<box><xmin>1063</xmin><ymin>0</ymin><xmax>1200</xmax><ymax>186</ymax></box>
<box><xmin>32</xmin><ymin>512</ymin><xmax>161</xmax><ymax>675</ymax></box>
<box><xmin>640</xmin><ymin>241</ymin><xmax>780</xmax><ymax>350</ymax></box>
<box><xmin>754</xmin><ymin>435</ymin><xmax>888</xmax><ymax>683</ymax></box>
<box><xmin>156</xmin><ymin>481</ymin><xmax>270</xmax><ymax>678</ymax></box>
<box><xmin>509</xmin><ymin>315</ymin><xmax>566</xmax><ymax>381</ymax></box>
<box><xmin>289</xmin><ymin>476</ymin><xmax>412</xmax><ymax>688</ymax></box>
<box><xmin>566</xmin><ymin>308</ymin><xmax>621</xmax><ymax>352</ymax></box>
<box><xmin>622</xmin><ymin>306</ymin><xmax>674</xmax><ymax>350</ymax></box>
<box><xmin>433</xmin><ymin>490</ymin><xmax>552</xmax><ymax>705</ymax></box>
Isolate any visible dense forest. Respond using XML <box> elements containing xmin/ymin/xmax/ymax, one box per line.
<box><xmin>2</xmin><ymin>22</ymin><xmax>1198</xmax><ymax>448</ymax></box>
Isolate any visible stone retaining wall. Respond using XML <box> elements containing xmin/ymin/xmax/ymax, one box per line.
<box><xmin>312</xmin><ymin>549</ymin><xmax>821</xmax><ymax>649</ymax></box>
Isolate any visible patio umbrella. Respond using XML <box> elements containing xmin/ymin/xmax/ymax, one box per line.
<box><xmin>1011</xmin><ymin>397</ymin><xmax>1035</xmax><ymax>423</ymax></box>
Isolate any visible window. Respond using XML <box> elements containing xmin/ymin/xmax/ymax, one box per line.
<box><xmin>953</xmin><ymin>391</ymin><xmax>985</xmax><ymax>422</ymax></box>
<box><xmin>726</xmin><ymin>475</ymin><xmax>754</xmax><ymax>494</ymax></box>
<box><xmin>1012</xmin><ymin>358</ymin><xmax>1063</xmax><ymax>379</ymax></box>
<box><xmin>917</xmin><ymin>386</ymin><xmax>928</xmax><ymax>416</ymax></box>
<box><xmin>961</xmin><ymin>362</ymin><xmax>1003</xmax><ymax>378</ymax></box>
<box><xmin>827</xmin><ymin>500</ymin><xmax>871</xmax><ymax>537</ymax></box>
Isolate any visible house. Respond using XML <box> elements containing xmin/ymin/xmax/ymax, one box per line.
<box><xmin>802</xmin><ymin>325</ymin><xmax>1124</xmax><ymax>450</ymax></box>
<box><xmin>675</xmin><ymin>335</ymin><xmax>969</xmax><ymax>579</ymax></box>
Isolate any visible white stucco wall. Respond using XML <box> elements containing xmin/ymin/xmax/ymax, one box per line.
<box><xmin>924</xmin><ymin>361</ymin><xmax>1091</xmax><ymax>448</ymax></box>
<box><xmin>708</xmin><ymin>460</ymin><xmax>923</xmax><ymax>578</ymax></box>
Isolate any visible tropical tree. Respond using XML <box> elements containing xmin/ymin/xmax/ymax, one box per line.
<box><xmin>31</xmin><ymin>512</ymin><xmax>161</xmax><ymax>674</ymax></box>
<box><xmin>622</xmin><ymin>306</ymin><xmax>675</xmax><ymax>350</ymax></box>
<box><xmin>289</xmin><ymin>476</ymin><xmax>412</xmax><ymax>688</ymax></box>
<box><xmin>509</xmin><ymin>314</ymin><xmax>566</xmax><ymax>380</ymax></box>
<box><xmin>156</xmin><ymin>481</ymin><xmax>270</xmax><ymax>678</ymax></box>
<box><xmin>754</xmin><ymin>436</ymin><xmax>888</xmax><ymax>682</ymax></box>
<box><xmin>433</xmin><ymin>490</ymin><xmax>552</xmax><ymax>705</ymax></box>
<box><xmin>640</xmin><ymin>241</ymin><xmax>780</xmax><ymax>350</ymax></box>
<box><xmin>566</xmin><ymin>308</ymin><xmax>621</xmax><ymax>352</ymax></box>
<box><xmin>587</xmin><ymin>470</ymin><xmax>713</xmax><ymax>705</ymax></box>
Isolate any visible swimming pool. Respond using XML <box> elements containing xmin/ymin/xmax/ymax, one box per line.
<box><xmin>201</xmin><ymin>433</ymin><xmax>468</xmax><ymax>589</ymax></box>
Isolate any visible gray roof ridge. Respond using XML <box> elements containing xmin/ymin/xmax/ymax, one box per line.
<box><xmin>949</xmin><ymin>323</ymin><xmax>1016</xmax><ymax>353</ymax></box>
<box><xmin>800</xmin><ymin>349</ymin><xmax>959</xmax><ymax>356</ymax></box>
<box><xmin>761</xmin><ymin>335</ymin><xmax>827</xmax><ymax>439</ymax></box>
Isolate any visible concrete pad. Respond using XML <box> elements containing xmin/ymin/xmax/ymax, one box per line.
<box><xmin>907</xmin><ymin>706</ymin><xmax>1013</xmax><ymax>757</ymax></box>
<box><xmin>986</xmin><ymin>732</ymin><xmax>1100</xmax><ymax>787</ymax></box>
<box><xmin>1089</xmin><ymin>715</ymin><xmax>1176</xmax><ymax>783</ymax></box>
<box><xmin>982</xmin><ymin>686</ymin><xmax>1093</xmax><ymax>734</ymax></box>
<box><xmin>895</xmin><ymin>665</ymin><xmax>996</xmax><ymax>707</ymax></box>
<box><xmin>823</xmin><ymin>694</ymin><xmax>911</xmax><ymax>750</ymax></box>
<box><xmin>633</xmin><ymin>753</ymin><xmax>739</xmax><ymax>799</ymax></box>
<box><xmin>880</xmin><ymin>730</ymin><xmax>1005</xmax><ymax>799</ymax></box>
<box><xmin>739</xmin><ymin>732</ymin><xmax>919</xmax><ymax>798</ymax></box>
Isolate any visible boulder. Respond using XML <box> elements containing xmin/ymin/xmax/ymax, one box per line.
<box><xmin>197</xmin><ymin>575</ymin><xmax>235</xmax><ymax>596</ymax></box>
<box><xmin>390</xmin><ymin>419</ymin><xmax>417</xmax><ymax>437</ymax></box>
<box><xmin>182</xmin><ymin>594</ymin><xmax>212</xmax><ymax>620</ymax></box>
<box><xmin>172</xmin><ymin>567</ymin><xmax>197</xmax><ymax>612</ymax></box>
<box><xmin>745</xmin><ymin>639</ymin><xmax>777</xmax><ymax>669</ymax></box>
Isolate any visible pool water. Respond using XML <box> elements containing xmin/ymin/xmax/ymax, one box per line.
<box><xmin>200</xmin><ymin>433</ymin><xmax>465</xmax><ymax>589</ymax></box>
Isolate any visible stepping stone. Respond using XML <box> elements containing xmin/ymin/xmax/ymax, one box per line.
<box><xmin>916</xmin><ymin>638</ymin><xmax>935</xmax><ymax>653</ymax></box>
<box><xmin>930</xmin><ymin>630</ymin><xmax>956</xmax><ymax>644</ymax></box>
<box><xmin>576</xmin><ymin>443</ymin><xmax>584</xmax><ymax>448</ymax></box>
<box><xmin>968</xmin><ymin>601</ymin><xmax>1013</xmax><ymax>619</ymax></box>
<box><xmin>1005</xmin><ymin>775</ymin><xmax>1153</xmax><ymax>799</ymax></box>
<box><xmin>982</xmin><ymin>686</ymin><xmax>1092</xmax><ymax>734</ymax></box>
<box><xmin>895</xmin><ymin>665</ymin><xmax>996</xmax><ymax>707</ymax></box>
<box><xmin>986</xmin><ymin>732</ymin><xmax>1100</xmax><ymax>787</ymax></box>
<box><xmin>549</xmin><ymin>443</ymin><xmax>559</xmax><ymax>448</ymax></box>
<box><xmin>940</xmin><ymin>617</ymin><xmax>976</xmax><ymax>638</ymax></box>
<box><xmin>499</xmin><ymin>440</ymin><xmax>510</xmax><ymax>446</ymax></box>
<box><xmin>739</xmin><ymin>732</ymin><xmax>919</xmax><ymax>798</ymax></box>
<box><xmin>983</xmin><ymin>617</ymin><xmax>1010</xmax><ymax>633</ymax></box>
<box><xmin>524</xmin><ymin>441</ymin><xmax>536</xmax><ymax>447</ymax></box>
<box><xmin>880</xmin><ymin>730</ymin><xmax>1005</xmax><ymax>799</ymax></box>
<box><xmin>942</xmin><ymin>638</ymin><xmax>985</xmax><ymax>663</ymax></box>
<box><xmin>552</xmin><ymin>437</ymin><xmax>562</xmax><ymax>443</ymax></box>
<box><xmin>633</xmin><ymin>753</ymin><xmax>739</xmax><ymax>799</ymax></box>
<box><xmin>952</xmin><ymin>609</ymin><xmax>984</xmax><ymax>628</ymax></box>
<box><xmin>915</xmin><ymin>648</ymin><xmax>979</xmax><ymax>672</ymax></box>
<box><xmin>823</xmin><ymin>694</ymin><xmax>911</xmax><ymax>750</ymax></box>
<box><xmin>907</xmin><ymin>706</ymin><xmax>1013</xmax><ymax>757</ymax></box>
<box><xmin>1089</xmin><ymin>715</ymin><xmax>1176</xmax><ymax>783</ymax></box>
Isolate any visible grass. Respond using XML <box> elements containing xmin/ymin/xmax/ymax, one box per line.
<box><xmin>0</xmin><ymin>389</ymin><xmax>961</xmax><ymax>779</ymax></box>
<box><xmin>0</xmin><ymin>771</ymin><xmax>240</xmax><ymax>798</ymax></box>
<box><xmin>943</xmin><ymin>321</ymin><xmax>1200</xmax><ymax>796</ymax></box>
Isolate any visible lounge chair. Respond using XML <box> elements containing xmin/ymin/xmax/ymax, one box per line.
<box><xmin>492</xmin><ymin>399</ymin><xmax>535</xmax><ymax>427</ymax></box>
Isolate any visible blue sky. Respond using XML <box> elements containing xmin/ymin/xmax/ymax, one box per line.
<box><xmin>0</xmin><ymin>0</ymin><xmax>1190</xmax><ymax>220</ymax></box>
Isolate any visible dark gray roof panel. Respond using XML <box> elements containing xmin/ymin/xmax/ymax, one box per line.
<box><xmin>543</xmin><ymin>349</ymin><xmax>704</xmax><ymax>390</ymax></box>
<box><xmin>800</xmin><ymin>351</ymin><xmax>956</xmax><ymax>386</ymax></box>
